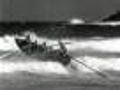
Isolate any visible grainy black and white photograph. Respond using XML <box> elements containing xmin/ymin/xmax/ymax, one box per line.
<box><xmin>1</xmin><ymin>0</ymin><xmax>120</xmax><ymax>90</ymax></box>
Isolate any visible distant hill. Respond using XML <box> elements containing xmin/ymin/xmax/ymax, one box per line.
<box><xmin>102</xmin><ymin>11</ymin><xmax>120</xmax><ymax>21</ymax></box>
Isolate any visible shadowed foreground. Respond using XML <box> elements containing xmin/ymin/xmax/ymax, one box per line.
<box><xmin>0</xmin><ymin>72</ymin><xmax>120</xmax><ymax>90</ymax></box>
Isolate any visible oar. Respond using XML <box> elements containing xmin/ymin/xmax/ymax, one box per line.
<box><xmin>70</xmin><ymin>56</ymin><xmax>108</xmax><ymax>78</ymax></box>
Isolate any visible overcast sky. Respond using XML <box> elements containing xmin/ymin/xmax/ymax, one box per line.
<box><xmin>1</xmin><ymin>0</ymin><xmax>120</xmax><ymax>21</ymax></box>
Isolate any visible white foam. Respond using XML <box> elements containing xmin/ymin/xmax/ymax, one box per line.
<box><xmin>0</xmin><ymin>35</ymin><xmax>19</xmax><ymax>51</ymax></box>
<box><xmin>1</xmin><ymin>33</ymin><xmax>120</xmax><ymax>53</ymax></box>
<box><xmin>0</xmin><ymin>60</ymin><xmax>69</xmax><ymax>75</ymax></box>
<box><xmin>66</xmin><ymin>38</ymin><xmax>120</xmax><ymax>53</ymax></box>
<box><xmin>71</xmin><ymin>56</ymin><xmax>120</xmax><ymax>73</ymax></box>
<box><xmin>0</xmin><ymin>34</ymin><xmax>120</xmax><ymax>76</ymax></box>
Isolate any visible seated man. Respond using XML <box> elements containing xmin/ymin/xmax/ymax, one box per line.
<box><xmin>58</xmin><ymin>41</ymin><xmax>67</xmax><ymax>54</ymax></box>
<box><xmin>37</xmin><ymin>42</ymin><xmax>47</xmax><ymax>53</ymax></box>
<box><xmin>57</xmin><ymin>41</ymin><xmax>71</xmax><ymax>65</ymax></box>
<box><xmin>26</xmin><ymin>34</ymin><xmax>31</xmax><ymax>42</ymax></box>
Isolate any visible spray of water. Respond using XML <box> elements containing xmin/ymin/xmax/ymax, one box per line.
<box><xmin>0</xmin><ymin>59</ymin><xmax>69</xmax><ymax>75</ymax></box>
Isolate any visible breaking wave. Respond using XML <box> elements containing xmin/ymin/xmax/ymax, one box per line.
<box><xmin>0</xmin><ymin>35</ymin><xmax>20</xmax><ymax>51</ymax></box>
<box><xmin>1</xmin><ymin>34</ymin><xmax>120</xmax><ymax>53</ymax></box>
<box><xmin>0</xmin><ymin>34</ymin><xmax>120</xmax><ymax>78</ymax></box>
<box><xmin>0</xmin><ymin>60</ymin><xmax>69</xmax><ymax>75</ymax></box>
<box><xmin>0</xmin><ymin>54</ymin><xmax>120</xmax><ymax>77</ymax></box>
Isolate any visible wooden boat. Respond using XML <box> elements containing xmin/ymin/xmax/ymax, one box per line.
<box><xmin>15</xmin><ymin>37</ymin><xmax>71</xmax><ymax>65</ymax></box>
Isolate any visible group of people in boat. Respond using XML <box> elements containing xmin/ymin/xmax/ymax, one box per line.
<box><xmin>20</xmin><ymin>34</ymin><xmax>71</xmax><ymax>65</ymax></box>
<box><xmin>24</xmin><ymin>34</ymin><xmax>47</xmax><ymax>54</ymax></box>
<box><xmin>25</xmin><ymin>34</ymin><xmax>65</xmax><ymax>53</ymax></box>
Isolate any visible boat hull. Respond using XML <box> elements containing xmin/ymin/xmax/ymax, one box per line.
<box><xmin>15</xmin><ymin>38</ymin><xmax>71</xmax><ymax>65</ymax></box>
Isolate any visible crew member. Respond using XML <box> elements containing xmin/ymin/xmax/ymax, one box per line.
<box><xmin>58</xmin><ymin>41</ymin><xmax>71</xmax><ymax>65</ymax></box>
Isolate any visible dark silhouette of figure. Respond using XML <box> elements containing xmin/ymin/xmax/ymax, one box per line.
<box><xmin>57</xmin><ymin>41</ymin><xmax>71</xmax><ymax>65</ymax></box>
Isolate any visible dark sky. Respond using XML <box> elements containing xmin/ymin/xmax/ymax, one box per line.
<box><xmin>1</xmin><ymin>0</ymin><xmax>120</xmax><ymax>21</ymax></box>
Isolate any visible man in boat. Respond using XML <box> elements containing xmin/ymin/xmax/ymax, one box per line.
<box><xmin>56</xmin><ymin>41</ymin><xmax>71</xmax><ymax>65</ymax></box>
<box><xmin>37</xmin><ymin>40</ymin><xmax>71</xmax><ymax>65</ymax></box>
<box><xmin>16</xmin><ymin>33</ymin><xmax>71</xmax><ymax>65</ymax></box>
